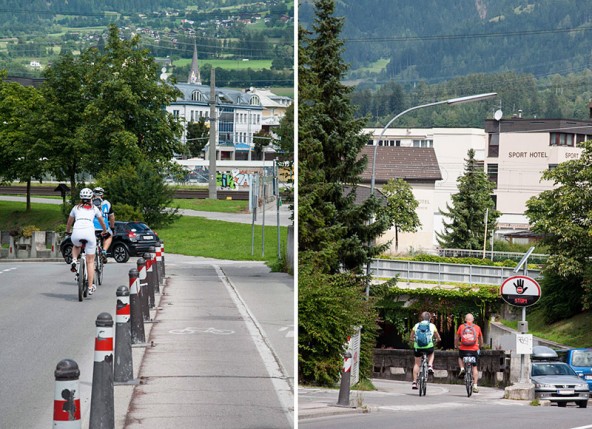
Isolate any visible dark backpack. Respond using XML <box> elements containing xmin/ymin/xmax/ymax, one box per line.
<box><xmin>460</xmin><ymin>324</ymin><xmax>477</xmax><ymax>346</ymax></box>
<box><xmin>415</xmin><ymin>323</ymin><xmax>432</xmax><ymax>347</ymax></box>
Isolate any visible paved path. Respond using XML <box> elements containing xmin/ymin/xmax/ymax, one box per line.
<box><xmin>124</xmin><ymin>257</ymin><xmax>294</xmax><ymax>428</ymax></box>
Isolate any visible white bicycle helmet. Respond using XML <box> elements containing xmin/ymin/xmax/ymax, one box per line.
<box><xmin>93</xmin><ymin>187</ymin><xmax>105</xmax><ymax>196</ymax></box>
<box><xmin>80</xmin><ymin>188</ymin><xmax>93</xmax><ymax>200</ymax></box>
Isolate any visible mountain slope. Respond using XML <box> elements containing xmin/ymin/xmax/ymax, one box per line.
<box><xmin>301</xmin><ymin>0</ymin><xmax>592</xmax><ymax>83</ymax></box>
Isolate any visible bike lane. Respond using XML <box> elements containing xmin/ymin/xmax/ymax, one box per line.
<box><xmin>124</xmin><ymin>259</ymin><xmax>293</xmax><ymax>428</ymax></box>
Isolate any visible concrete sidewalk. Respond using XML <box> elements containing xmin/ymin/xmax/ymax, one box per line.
<box><xmin>298</xmin><ymin>379</ymin><xmax>529</xmax><ymax>420</ymax></box>
<box><xmin>119</xmin><ymin>256</ymin><xmax>294</xmax><ymax>428</ymax></box>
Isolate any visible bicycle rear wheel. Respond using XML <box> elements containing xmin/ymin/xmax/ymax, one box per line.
<box><xmin>418</xmin><ymin>358</ymin><xmax>427</xmax><ymax>396</ymax></box>
<box><xmin>465</xmin><ymin>364</ymin><xmax>473</xmax><ymax>397</ymax></box>
<box><xmin>77</xmin><ymin>259</ymin><xmax>85</xmax><ymax>301</ymax></box>
<box><xmin>96</xmin><ymin>254</ymin><xmax>103</xmax><ymax>285</ymax></box>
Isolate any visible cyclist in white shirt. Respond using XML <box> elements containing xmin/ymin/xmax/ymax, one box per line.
<box><xmin>65</xmin><ymin>188</ymin><xmax>108</xmax><ymax>294</ymax></box>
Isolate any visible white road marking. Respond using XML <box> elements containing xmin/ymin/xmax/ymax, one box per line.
<box><xmin>279</xmin><ymin>325</ymin><xmax>294</xmax><ymax>338</ymax></box>
<box><xmin>168</xmin><ymin>327</ymin><xmax>235</xmax><ymax>335</ymax></box>
<box><xmin>215</xmin><ymin>265</ymin><xmax>294</xmax><ymax>428</ymax></box>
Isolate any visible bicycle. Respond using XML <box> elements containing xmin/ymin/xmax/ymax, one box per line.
<box><xmin>94</xmin><ymin>232</ymin><xmax>105</xmax><ymax>286</ymax></box>
<box><xmin>418</xmin><ymin>350</ymin><xmax>429</xmax><ymax>396</ymax></box>
<box><xmin>76</xmin><ymin>239</ymin><xmax>90</xmax><ymax>302</ymax></box>
<box><xmin>463</xmin><ymin>355</ymin><xmax>477</xmax><ymax>397</ymax></box>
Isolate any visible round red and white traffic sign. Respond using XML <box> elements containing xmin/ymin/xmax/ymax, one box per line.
<box><xmin>500</xmin><ymin>275</ymin><xmax>541</xmax><ymax>307</ymax></box>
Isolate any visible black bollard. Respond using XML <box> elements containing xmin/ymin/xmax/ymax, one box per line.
<box><xmin>114</xmin><ymin>286</ymin><xmax>136</xmax><ymax>384</ymax></box>
<box><xmin>336</xmin><ymin>352</ymin><xmax>353</xmax><ymax>407</ymax></box>
<box><xmin>53</xmin><ymin>359</ymin><xmax>81</xmax><ymax>428</ymax></box>
<box><xmin>136</xmin><ymin>257</ymin><xmax>150</xmax><ymax>322</ymax></box>
<box><xmin>128</xmin><ymin>268</ymin><xmax>146</xmax><ymax>345</ymax></box>
<box><xmin>89</xmin><ymin>313</ymin><xmax>114</xmax><ymax>429</ymax></box>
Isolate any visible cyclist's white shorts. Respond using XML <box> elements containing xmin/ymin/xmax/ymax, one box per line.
<box><xmin>72</xmin><ymin>228</ymin><xmax>97</xmax><ymax>255</ymax></box>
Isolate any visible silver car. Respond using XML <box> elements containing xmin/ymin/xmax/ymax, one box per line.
<box><xmin>532</xmin><ymin>356</ymin><xmax>589</xmax><ymax>408</ymax></box>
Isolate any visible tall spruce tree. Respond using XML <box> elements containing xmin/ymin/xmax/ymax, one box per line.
<box><xmin>437</xmin><ymin>149</ymin><xmax>500</xmax><ymax>250</ymax></box>
<box><xmin>298</xmin><ymin>0</ymin><xmax>390</xmax><ymax>386</ymax></box>
<box><xmin>298</xmin><ymin>0</ymin><xmax>388</xmax><ymax>274</ymax></box>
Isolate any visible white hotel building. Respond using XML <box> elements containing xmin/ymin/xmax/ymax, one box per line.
<box><xmin>363</xmin><ymin>118</ymin><xmax>592</xmax><ymax>253</ymax></box>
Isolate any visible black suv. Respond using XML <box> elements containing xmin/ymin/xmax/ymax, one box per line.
<box><xmin>60</xmin><ymin>221</ymin><xmax>161</xmax><ymax>263</ymax></box>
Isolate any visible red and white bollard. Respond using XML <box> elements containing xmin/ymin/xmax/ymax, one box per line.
<box><xmin>53</xmin><ymin>359</ymin><xmax>81</xmax><ymax>428</ymax></box>
<box><xmin>128</xmin><ymin>268</ymin><xmax>146</xmax><ymax>345</ymax></box>
<box><xmin>89</xmin><ymin>312</ymin><xmax>114</xmax><ymax>429</ymax></box>
<box><xmin>136</xmin><ymin>257</ymin><xmax>150</xmax><ymax>322</ymax></box>
<box><xmin>155</xmin><ymin>243</ymin><xmax>163</xmax><ymax>290</ymax></box>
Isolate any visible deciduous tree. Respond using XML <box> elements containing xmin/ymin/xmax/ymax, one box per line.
<box><xmin>382</xmin><ymin>178</ymin><xmax>421</xmax><ymax>252</ymax></box>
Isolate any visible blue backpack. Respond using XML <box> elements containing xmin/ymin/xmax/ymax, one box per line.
<box><xmin>416</xmin><ymin>322</ymin><xmax>432</xmax><ymax>347</ymax></box>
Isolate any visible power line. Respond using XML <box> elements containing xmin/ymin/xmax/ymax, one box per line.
<box><xmin>343</xmin><ymin>25</ymin><xmax>592</xmax><ymax>44</ymax></box>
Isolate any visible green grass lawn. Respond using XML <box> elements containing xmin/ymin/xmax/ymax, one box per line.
<box><xmin>0</xmin><ymin>201</ymin><xmax>65</xmax><ymax>231</ymax></box>
<box><xmin>354</xmin><ymin>58</ymin><xmax>390</xmax><ymax>74</ymax></box>
<box><xmin>173</xmin><ymin>58</ymin><xmax>273</xmax><ymax>70</ymax></box>
<box><xmin>157</xmin><ymin>216</ymin><xmax>287</xmax><ymax>264</ymax></box>
<box><xmin>173</xmin><ymin>198</ymin><xmax>248</xmax><ymax>213</ymax></box>
<box><xmin>501</xmin><ymin>309</ymin><xmax>592</xmax><ymax>348</ymax></box>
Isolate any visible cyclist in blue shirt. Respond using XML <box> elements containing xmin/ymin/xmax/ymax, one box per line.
<box><xmin>410</xmin><ymin>311</ymin><xmax>441</xmax><ymax>390</ymax></box>
<box><xmin>92</xmin><ymin>187</ymin><xmax>115</xmax><ymax>263</ymax></box>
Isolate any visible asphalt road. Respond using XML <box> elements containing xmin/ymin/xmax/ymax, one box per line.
<box><xmin>0</xmin><ymin>259</ymin><xmax>135</xmax><ymax>429</ymax></box>
<box><xmin>0</xmin><ymin>257</ymin><xmax>294</xmax><ymax>429</ymax></box>
<box><xmin>299</xmin><ymin>382</ymin><xmax>592</xmax><ymax>429</ymax></box>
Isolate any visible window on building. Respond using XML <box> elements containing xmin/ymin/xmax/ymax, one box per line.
<box><xmin>576</xmin><ymin>134</ymin><xmax>589</xmax><ymax>146</ymax></box>
<box><xmin>488</xmin><ymin>133</ymin><xmax>499</xmax><ymax>157</ymax></box>
<box><xmin>487</xmin><ymin>164</ymin><xmax>498</xmax><ymax>187</ymax></box>
<box><xmin>548</xmin><ymin>164</ymin><xmax>558</xmax><ymax>171</ymax></box>
<box><xmin>173</xmin><ymin>110</ymin><xmax>180</xmax><ymax>119</ymax></box>
<box><xmin>550</xmin><ymin>132</ymin><xmax>575</xmax><ymax>147</ymax></box>
<box><xmin>412</xmin><ymin>139</ymin><xmax>433</xmax><ymax>147</ymax></box>
<box><xmin>191</xmin><ymin>90</ymin><xmax>204</xmax><ymax>102</ymax></box>
<box><xmin>249</xmin><ymin>95</ymin><xmax>261</xmax><ymax>106</ymax></box>
<box><xmin>491</xmin><ymin>194</ymin><xmax>497</xmax><ymax>210</ymax></box>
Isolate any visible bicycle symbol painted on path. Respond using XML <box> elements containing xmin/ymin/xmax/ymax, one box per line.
<box><xmin>168</xmin><ymin>327</ymin><xmax>235</xmax><ymax>335</ymax></box>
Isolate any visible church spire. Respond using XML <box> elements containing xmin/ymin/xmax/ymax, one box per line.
<box><xmin>188</xmin><ymin>40</ymin><xmax>202</xmax><ymax>85</ymax></box>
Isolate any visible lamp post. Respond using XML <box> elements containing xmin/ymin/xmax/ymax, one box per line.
<box><xmin>365</xmin><ymin>92</ymin><xmax>497</xmax><ymax>296</ymax></box>
<box><xmin>369</xmin><ymin>93</ymin><xmax>498</xmax><ymax>195</ymax></box>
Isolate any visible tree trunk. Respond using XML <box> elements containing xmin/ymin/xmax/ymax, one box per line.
<box><xmin>26</xmin><ymin>178</ymin><xmax>31</xmax><ymax>212</ymax></box>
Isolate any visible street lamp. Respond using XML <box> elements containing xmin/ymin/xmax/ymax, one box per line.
<box><xmin>369</xmin><ymin>92</ymin><xmax>498</xmax><ymax>195</ymax></box>
<box><xmin>365</xmin><ymin>92</ymin><xmax>497</xmax><ymax>296</ymax></box>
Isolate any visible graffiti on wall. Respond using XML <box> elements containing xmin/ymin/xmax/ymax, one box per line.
<box><xmin>182</xmin><ymin>166</ymin><xmax>255</xmax><ymax>189</ymax></box>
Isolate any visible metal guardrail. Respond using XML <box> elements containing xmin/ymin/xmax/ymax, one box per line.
<box><xmin>370</xmin><ymin>258</ymin><xmax>542</xmax><ymax>286</ymax></box>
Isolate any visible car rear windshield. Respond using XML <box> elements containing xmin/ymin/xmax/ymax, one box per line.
<box><xmin>571</xmin><ymin>350</ymin><xmax>592</xmax><ymax>367</ymax></box>
<box><xmin>532</xmin><ymin>362</ymin><xmax>577</xmax><ymax>377</ymax></box>
<box><xmin>127</xmin><ymin>222</ymin><xmax>151</xmax><ymax>232</ymax></box>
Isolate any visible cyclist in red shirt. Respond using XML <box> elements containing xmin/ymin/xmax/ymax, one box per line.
<box><xmin>455</xmin><ymin>313</ymin><xmax>484</xmax><ymax>393</ymax></box>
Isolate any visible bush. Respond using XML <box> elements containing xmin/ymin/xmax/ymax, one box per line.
<box><xmin>298</xmin><ymin>251</ymin><xmax>378</xmax><ymax>386</ymax></box>
<box><xmin>112</xmin><ymin>203</ymin><xmax>144</xmax><ymax>222</ymax></box>
<box><xmin>21</xmin><ymin>225</ymin><xmax>39</xmax><ymax>238</ymax></box>
<box><xmin>96</xmin><ymin>162</ymin><xmax>180</xmax><ymax>228</ymax></box>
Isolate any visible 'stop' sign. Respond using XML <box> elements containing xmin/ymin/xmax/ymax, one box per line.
<box><xmin>500</xmin><ymin>275</ymin><xmax>541</xmax><ymax>307</ymax></box>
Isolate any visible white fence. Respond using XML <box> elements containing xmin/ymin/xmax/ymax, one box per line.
<box><xmin>369</xmin><ymin>258</ymin><xmax>542</xmax><ymax>286</ymax></box>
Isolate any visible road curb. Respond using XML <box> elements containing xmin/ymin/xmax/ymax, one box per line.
<box><xmin>298</xmin><ymin>403</ymin><xmax>363</xmax><ymax>420</ymax></box>
<box><xmin>0</xmin><ymin>258</ymin><xmax>64</xmax><ymax>263</ymax></box>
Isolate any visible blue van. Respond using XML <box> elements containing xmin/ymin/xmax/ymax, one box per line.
<box><xmin>560</xmin><ymin>348</ymin><xmax>592</xmax><ymax>391</ymax></box>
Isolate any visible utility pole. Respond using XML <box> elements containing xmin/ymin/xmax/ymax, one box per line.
<box><xmin>208</xmin><ymin>68</ymin><xmax>217</xmax><ymax>199</ymax></box>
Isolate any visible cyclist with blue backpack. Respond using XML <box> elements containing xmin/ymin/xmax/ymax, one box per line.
<box><xmin>410</xmin><ymin>311</ymin><xmax>441</xmax><ymax>390</ymax></box>
<box><xmin>92</xmin><ymin>187</ymin><xmax>115</xmax><ymax>263</ymax></box>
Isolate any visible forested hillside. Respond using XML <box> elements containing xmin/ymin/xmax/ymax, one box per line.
<box><xmin>301</xmin><ymin>0</ymin><xmax>592</xmax><ymax>126</ymax></box>
<box><xmin>301</xmin><ymin>0</ymin><xmax>592</xmax><ymax>83</ymax></box>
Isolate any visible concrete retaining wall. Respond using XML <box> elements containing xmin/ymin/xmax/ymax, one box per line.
<box><xmin>0</xmin><ymin>230</ymin><xmax>62</xmax><ymax>259</ymax></box>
